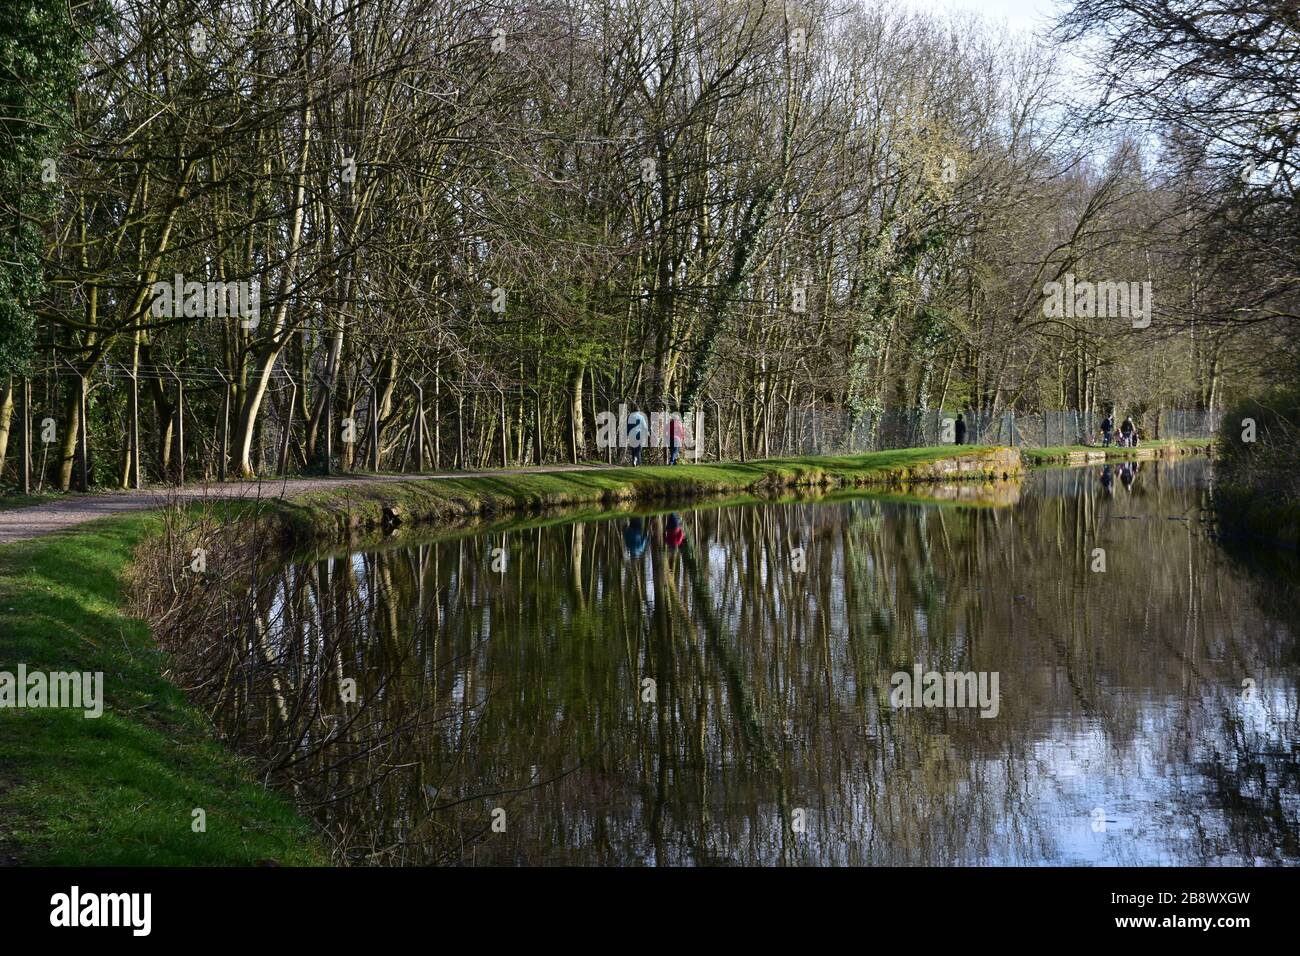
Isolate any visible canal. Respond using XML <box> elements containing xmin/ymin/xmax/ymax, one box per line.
<box><xmin>197</xmin><ymin>458</ymin><xmax>1300</xmax><ymax>864</ymax></box>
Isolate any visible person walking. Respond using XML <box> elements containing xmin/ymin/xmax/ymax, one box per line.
<box><xmin>954</xmin><ymin>412</ymin><xmax>967</xmax><ymax>445</ymax></box>
<box><xmin>1120</xmin><ymin>416</ymin><xmax>1135</xmax><ymax>448</ymax></box>
<box><xmin>1100</xmin><ymin>413</ymin><xmax>1114</xmax><ymax>447</ymax></box>
<box><xmin>667</xmin><ymin>412</ymin><xmax>686</xmax><ymax>465</ymax></box>
<box><xmin>626</xmin><ymin>408</ymin><xmax>648</xmax><ymax>466</ymax></box>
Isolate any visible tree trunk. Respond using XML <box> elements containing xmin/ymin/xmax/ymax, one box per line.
<box><xmin>569</xmin><ymin>364</ymin><xmax>586</xmax><ymax>462</ymax></box>
<box><xmin>0</xmin><ymin>377</ymin><xmax>13</xmax><ymax>476</ymax></box>
<box><xmin>56</xmin><ymin>388</ymin><xmax>80</xmax><ymax>490</ymax></box>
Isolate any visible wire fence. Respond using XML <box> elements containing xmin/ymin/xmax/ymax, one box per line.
<box><xmin>714</xmin><ymin>406</ymin><xmax>1222</xmax><ymax>459</ymax></box>
<box><xmin>2</xmin><ymin>366</ymin><xmax>1224</xmax><ymax>492</ymax></box>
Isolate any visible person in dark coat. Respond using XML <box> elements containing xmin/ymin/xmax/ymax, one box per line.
<box><xmin>667</xmin><ymin>414</ymin><xmax>686</xmax><ymax>465</ymax></box>
<box><xmin>954</xmin><ymin>413</ymin><xmax>967</xmax><ymax>445</ymax></box>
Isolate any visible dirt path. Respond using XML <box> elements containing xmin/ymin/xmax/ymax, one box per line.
<box><xmin>0</xmin><ymin>464</ymin><xmax>618</xmax><ymax>546</ymax></box>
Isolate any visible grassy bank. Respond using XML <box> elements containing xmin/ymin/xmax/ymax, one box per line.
<box><xmin>1020</xmin><ymin>437</ymin><xmax>1212</xmax><ymax>465</ymax></box>
<box><xmin>267</xmin><ymin>445</ymin><xmax>1023</xmax><ymax>545</ymax></box>
<box><xmin>0</xmin><ymin>515</ymin><xmax>328</xmax><ymax>865</ymax></box>
<box><xmin>0</xmin><ymin>445</ymin><xmax>1019</xmax><ymax>865</ymax></box>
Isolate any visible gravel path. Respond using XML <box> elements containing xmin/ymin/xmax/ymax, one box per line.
<box><xmin>0</xmin><ymin>464</ymin><xmax>618</xmax><ymax>546</ymax></box>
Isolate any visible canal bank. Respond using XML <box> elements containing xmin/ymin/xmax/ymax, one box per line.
<box><xmin>268</xmin><ymin>445</ymin><xmax>1024</xmax><ymax>545</ymax></box>
<box><xmin>1020</xmin><ymin>437</ymin><xmax>1212</xmax><ymax>465</ymax></box>
<box><xmin>0</xmin><ymin>445</ymin><xmax>1021</xmax><ymax>865</ymax></box>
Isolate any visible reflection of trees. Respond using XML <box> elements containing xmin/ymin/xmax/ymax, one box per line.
<box><xmin>1197</xmin><ymin>532</ymin><xmax>1300</xmax><ymax>862</ymax></box>
<box><xmin>165</xmin><ymin>460</ymin><xmax>1299</xmax><ymax>864</ymax></box>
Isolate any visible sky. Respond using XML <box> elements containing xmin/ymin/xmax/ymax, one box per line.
<box><xmin>892</xmin><ymin>0</ymin><xmax>1068</xmax><ymax>38</ymax></box>
<box><xmin>892</xmin><ymin>0</ymin><xmax>1099</xmax><ymax>103</ymax></box>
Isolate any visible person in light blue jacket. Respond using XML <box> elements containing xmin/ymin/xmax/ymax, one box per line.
<box><xmin>626</xmin><ymin>409</ymin><xmax>648</xmax><ymax>465</ymax></box>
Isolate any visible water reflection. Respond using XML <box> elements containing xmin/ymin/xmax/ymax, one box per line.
<box><xmin>199</xmin><ymin>459</ymin><xmax>1300</xmax><ymax>865</ymax></box>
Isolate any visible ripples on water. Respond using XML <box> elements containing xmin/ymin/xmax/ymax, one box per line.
<box><xmin>207</xmin><ymin>459</ymin><xmax>1300</xmax><ymax>865</ymax></box>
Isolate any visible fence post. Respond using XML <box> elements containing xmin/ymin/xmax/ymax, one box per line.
<box><xmin>164</xmin><ymin>366</ymin><xmax>184</xmax><ymax>486</ymax></box>
<box><xmin>215</xmin><ymin>368</ymin><xmax>230</xmax><ymax>482</ymax></box>
<box><xmin>717</xmin><ymin>392</ymin><xmax>728</xmax><ymax>460</ymax></box>
<box><xmin>409</xmin><ymin>378</ymin><xmax>425</xmax><ymax>472</ymax></box>
<box><xmin>361</xmin><ymin>374</ymin><xmax>380</xmax><ymax>471</ymax></box>
<box><xmin>499</xmin><ymin>385</ymin><xmax>508</xmax><ymax>468</ymax></box>
<box><xmin>19</xmin><ymin>376</ymin><xmax>31</xmax><ymax>494</ymax></box>
<box><xmin>322</xmin><ymin>380</ymin><xmax>332</xmax><ymax>475</ymax></box>
<box><xmin>457</xmin><ymin>388</ymin><xmax>465</xmax><ymax>469</ymax></box>
<box><xmin>123</xmin><ymin>366</ymin><xmax>140</xmax><ymax>488</ymax></box>
<box><xmin>310</xmin><ymin>372</ymin><xmax>333</xmax><ymax>475</ymax></box>
<box><xmin>71</xmin><ymin>364</ymin><xmax>89</xmax><ymax>492</ymax></box>
<box><xmin>533</xmin><ymin>387</ymin><xmax>543</xmax><ymax>465</ymax></box>
<box><xmin>433</xmin><ymin>372</ymin><xmax>442</xmax><ymax>470</ymax></box>
<box><xmin>278</xmin><ymin>378</ymin><xmax>297</xmax><ymax>477</ymax></box>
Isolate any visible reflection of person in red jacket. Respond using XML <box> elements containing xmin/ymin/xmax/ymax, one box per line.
<box><xmin>664</xmin><ymin>513</ymin><xmax>685</xmax><ymax>549</ymax></box>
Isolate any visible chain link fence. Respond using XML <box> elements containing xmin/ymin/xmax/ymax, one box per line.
<box><xmin>741</xmin><ymin>407</ymin><xmax>1221</xmax><ymax>458</ymax></box>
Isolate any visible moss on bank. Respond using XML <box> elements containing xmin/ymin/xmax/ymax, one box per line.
<box><xmin>266</xmin><ymin>445</ymin><xmax>1022</xmax><ymax>545</ymax></box>
<box><xmin>0</xmin><ymin>445</ymin><xmax>1020</xmax><ymax>865</ymax></box>
<box><xmin>1020</xmin><ymin>438</ymin><xmax>1212</xmax><ymax>465</ymax></box>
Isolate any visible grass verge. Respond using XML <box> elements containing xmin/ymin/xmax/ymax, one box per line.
<box><xmin>0</xmin><ymin>514</ymin><xmax>328</xmax><ymax>865</ymax></box>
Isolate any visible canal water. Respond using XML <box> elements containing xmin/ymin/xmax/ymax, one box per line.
<box><xmin>207</xmin><ymin>458</ymin><xmax>1300</xmax><ymax>864</ymax></box>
